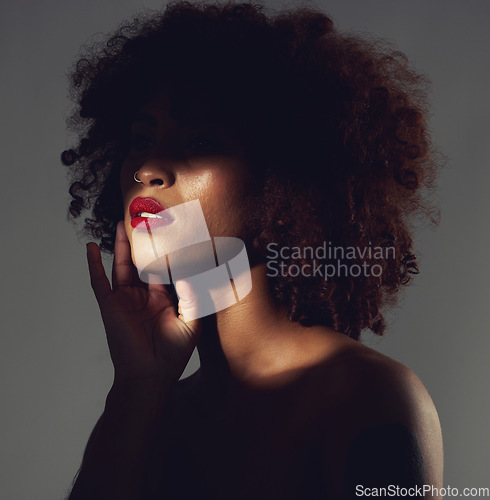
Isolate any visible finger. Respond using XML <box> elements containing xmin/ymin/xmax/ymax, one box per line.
<box><xmin>87</xmin><ymin>242</ymin><xmax>112</xmax><ymax>306</ymax></box>
<box><xmin>175</xmin><ymin>279</ymin><xmax>203</xmax><ymax>337</ymax></box>
<box><xmin>112</xmin><ymin>221</ymin><xmax>135</xmax><ymax>289</ymax></box>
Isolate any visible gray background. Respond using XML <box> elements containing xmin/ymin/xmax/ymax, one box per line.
<box><xmin>1</xmin><ymin>0</ymin><xmax>489</xmax><ymax>498</ymax></box>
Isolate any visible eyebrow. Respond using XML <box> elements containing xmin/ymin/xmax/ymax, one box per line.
<box><xmin>131</xmin><ymin>112</ymin><xmax>157</xmax><ymax>127</ymax></box>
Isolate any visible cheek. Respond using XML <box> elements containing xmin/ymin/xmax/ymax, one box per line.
<box><xmin>181</xmin><ymin>167</ymin><xmax>255</xmax><ymax>237</ymax></box>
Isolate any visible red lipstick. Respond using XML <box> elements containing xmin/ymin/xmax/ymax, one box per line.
<box><xmin>129</xmin><ymin>197</ymin><xmax>174</xmax><ymax>230</ymax></box>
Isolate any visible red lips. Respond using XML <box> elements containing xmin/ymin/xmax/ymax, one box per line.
<box><xmin>129</xmin><ymin>197</ymin><xmax>174</xmax><ymax>230</ymax></box>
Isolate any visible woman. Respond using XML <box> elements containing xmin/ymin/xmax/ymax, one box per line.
<box><xmin>63</xmin><ymin>2</ymin><xmax>443</xmax><ymax>498</ymax></box>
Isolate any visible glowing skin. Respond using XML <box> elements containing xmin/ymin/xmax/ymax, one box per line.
<box><xmin>120</xmin><ymin>92</ymin><xmax>257</xmax><ymax>268</ymax></box>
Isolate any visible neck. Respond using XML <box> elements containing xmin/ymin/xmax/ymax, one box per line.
<box><xmin>192</xmin><ymin>263</ymin><xmax>346</xmax><ymax>397</ymax></box>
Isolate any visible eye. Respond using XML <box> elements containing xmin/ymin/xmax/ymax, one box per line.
<box><xmin>184</xmin><ymin>135</ymin><xmax>222</xmax><ymax>156</ymax></box>
<box><xmin>130</xmin><ymin>134</ymin><xmax>156</xmax><ymax>152</ymax></box>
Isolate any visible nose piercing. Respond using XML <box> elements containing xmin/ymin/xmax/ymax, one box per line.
<box><xmin>134</xmin><ymin>170</ymin><xmax>165</xmax><ymax>186</ymax></box>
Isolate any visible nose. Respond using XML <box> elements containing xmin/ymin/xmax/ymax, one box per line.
<box><xmin>134</xmin><ymin>161</ymin><xmax>175</xmax><ymax>189</ymax></box>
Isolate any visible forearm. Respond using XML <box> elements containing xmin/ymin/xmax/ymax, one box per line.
<box><xmin>69</xmin><ymin>379</ymin><xmax>173</xmax><ymax>500</ymax></box>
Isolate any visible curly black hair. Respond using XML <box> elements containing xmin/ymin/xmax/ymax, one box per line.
<box><xmin>62</xmin><ymin>0</ymin><xmax>440</xmax><ymax>340</ymax></box>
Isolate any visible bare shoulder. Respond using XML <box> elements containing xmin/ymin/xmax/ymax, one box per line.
<box><xmin>320</xmin><ymin>338</ymin><xmax>442</xmax><ymax>446</ymax></box>
<box><xmin>308</xmin><ymin>337</ymin><xmax>444</xmax><ymax>496</ymax></box>
<box><xmin>311</xmin><ymin>336</ymin><xmax>437</xmax><ymax>419</ymax></box>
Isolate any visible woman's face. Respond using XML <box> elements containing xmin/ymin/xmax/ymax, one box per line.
<box><xmin>120</xmin><ymin>92</ymin><xmax>258</xmax><ymax>269</ymax></box>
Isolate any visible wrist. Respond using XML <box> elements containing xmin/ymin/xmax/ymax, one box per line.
<box><xmin>106</xmin><ymin>377</ymin><xmax>174</xmax><ymax>422</ymax></box>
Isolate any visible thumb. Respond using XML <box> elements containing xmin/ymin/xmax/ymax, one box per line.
<box><xmin>175</xmin><ymin>279</ymin><xmax>203</xmax><ymax>337</ymax></box>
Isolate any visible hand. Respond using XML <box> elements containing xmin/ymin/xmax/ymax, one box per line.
<box><xmin>86</xmin><ymin>221</ymin><xmax>202</xmax><ymax>386</ymax></box>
